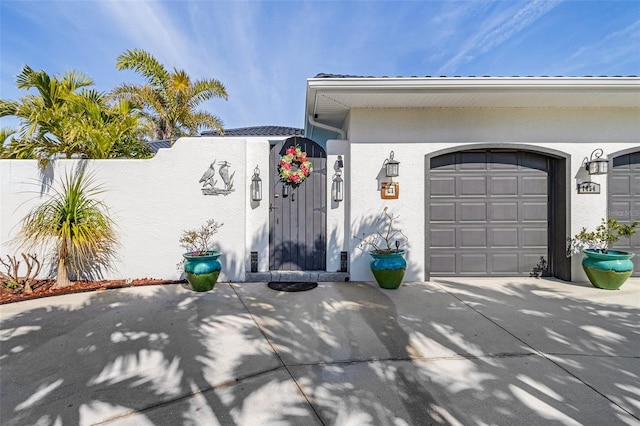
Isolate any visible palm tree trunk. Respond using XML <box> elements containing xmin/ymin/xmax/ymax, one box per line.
<box><xmin>53</xmin><ymin>255</ymin><xmax>72</xmax><ymax>289</ymax></box>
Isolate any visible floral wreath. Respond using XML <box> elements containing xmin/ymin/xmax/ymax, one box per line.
<box><xmin>279</xmin><ymin>145</ymin><xmax>313</xmax><ymax>185</ymax></box>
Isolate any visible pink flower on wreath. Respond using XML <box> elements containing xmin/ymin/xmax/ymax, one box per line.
<box><xmin>290</xmin><ymin>174</ymin><xmax>300</xmax><ymax>182</ymax></box>
<box><xmin>300</xmin><ymin>165</ymin><xmax>309</xmax><ymax>174</ymax></box>
<box><xmin>286</xmin><ymin>147</ymin><xmax>297</xmax><ymax>156</ymax></box>
<box><xmin>281</xmin><ymin>162</ymin><xmax>292</xmax><ymax>170</ymax></box>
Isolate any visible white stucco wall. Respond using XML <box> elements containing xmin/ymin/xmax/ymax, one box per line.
<box><xmin>1</xmin><ymin>106</ymin><xmax>638</xmax><ymax>284</ymax></box>
<box><xmin>325</xmin><ymin>139</ymin><xmax>350</xmax><ymax>272</ymax></box>
<box><xmin>0</xmin><ymin>137</ymin><xmax>271</xmax><ymax>282</ymax></box>
<box><xmin>343</xmin><ymin>107</ymin><xmax>640</xmax><ymax>282</ymax></box>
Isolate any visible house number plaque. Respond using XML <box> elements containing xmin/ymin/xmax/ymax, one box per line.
<box><xmin>381</xmin><ymin>182</ymin><xmax>399</xmax><ymax>199</ymax></box>
<box><xmin>577</xmin><ymin>181</ymin><xmax>600</xmax><ymax>194</ymax></box>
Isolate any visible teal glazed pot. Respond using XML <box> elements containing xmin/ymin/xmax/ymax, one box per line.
<box><xmin>582</xmin><ymin>249</ymin><xmax>635</xmax><ymax>290</ymax></box>
<box><xmin>183</xmin><ymin>250</ymin><xmax>222</xmax><ymax>292</ymax></box>
<box><xmin>369</xmin><ymin>250</ymin><xmax>406</xmax><ymax>289</ymax></box>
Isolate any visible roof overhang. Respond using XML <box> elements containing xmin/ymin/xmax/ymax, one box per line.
<box><xmin>305</xmin><ymin>76</ymin><xmax>640</xmax><ymax>130</ymax></box>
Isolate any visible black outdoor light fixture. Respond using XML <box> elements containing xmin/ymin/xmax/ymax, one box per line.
<box><xmin>332</xmin><ymin>155</ymin><xmax>345</xmax><ymax>202</ymax></box>
<box><xmin>251</xmin><ymin>165</ymin><xmax>262</xmax><ymax>201</ymax></box>
<box><xmin>333</xmin><ymin>171</ymin><xmax>344</xmax><ymax>202</ymax></box>
<box><xmin>584</xmin><ymin>148</ymin><xmax>609</xmax><ymax>175</ymax></box>
<box><xmin>384</xmin><ymin>151</ymin><xmax>400</xmax><ymax>177</ymax></box>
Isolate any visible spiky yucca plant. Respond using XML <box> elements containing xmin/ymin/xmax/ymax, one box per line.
<box><xmin>16</xmin><ymin>168</ymin><xmax>117</xmax><ymax>288</ymax></box>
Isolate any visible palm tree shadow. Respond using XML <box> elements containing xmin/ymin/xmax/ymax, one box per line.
<box><xmin>238</xmin><ymin>279</ymin><xmax>640</xmax><ymax>424</ymax></box>
<box><xmin>0</xmin><ymin>284</ymin><xmax>313</xmax><ymax>425</ymax></box>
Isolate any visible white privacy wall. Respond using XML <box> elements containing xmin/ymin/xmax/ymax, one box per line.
<box><xmin>343</xmin><ymin>107</ymin><xmax>640</xmax><ymax>282</ymax></box>
<box><xmin>1</xmin><ymin>106</ymin><xmax>639</xmax><ymax>284</ymax></box>
<box><xmin>0</xmin><ymin>137</ymin><xmax>272</xmax><ymax>282</ymax></box>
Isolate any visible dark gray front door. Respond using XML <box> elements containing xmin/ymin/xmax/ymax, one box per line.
<box><xmin>269</xmin><ymin>137</ymin><xmax>326</xmax><ymax>271</ymax></box>
<box><xmin>429</xmin><ymin>150</ymin><xmax>550</xmax><ymax>276</ymax></box>
<box><xmin>609</xmin><ymin>151</ymin><xmax>640</xmax><ymax>276</ymax></box>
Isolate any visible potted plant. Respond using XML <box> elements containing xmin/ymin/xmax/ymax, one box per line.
<box><xmin>356</xmin><ymin>207</ymin><xmax>408</xmax><ymax>289</ymax></box>
<box><xmin>568</xmin><ymin>218</ymin><xmax>638</xmax><ymax>290</ymax></box>
<box><xmin>180</xmin><ymin>219</ymin><xmax>223</xmax><ymax>292</ymax></box>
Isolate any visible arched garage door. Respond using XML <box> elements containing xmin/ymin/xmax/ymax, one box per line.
<box><xmin>429</xmin><ymin>150</ymin><xmax>551</xmax><ymax>276</ymax></box>
<box><xmin>609</xmin><ymin>151</ymin><xmax>640</xmax><ymax>276</ymax></box>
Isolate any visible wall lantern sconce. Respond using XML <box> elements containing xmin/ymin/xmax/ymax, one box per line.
<box><xmin>332</xmin><ymin>171</ymin><xmax>344</xmax><ymax>202</ymax></box>
<box><xmin>583</xmin><ymin>148</ymin><xmax>608</xmax><ymax>175</ymax></box>
<box><xmin>384</xmin><ymin>151</ymin><xmax>400</xmax><ymax>177</ymax></box>
<box><xmin>251</xmin><ymin>165</ymin><xmax>262</xmax><ymax>201</ymax></box>
<box><xmin>332</xmin><ymin>155</ymin><xmax>345</xmax><ymax>202</ymax></box>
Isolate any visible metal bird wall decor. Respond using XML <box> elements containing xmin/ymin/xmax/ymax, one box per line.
<box><xmin>200</xmin><ymin>159</ymin><xmax>235</xmax><ymax>195</ymax></box>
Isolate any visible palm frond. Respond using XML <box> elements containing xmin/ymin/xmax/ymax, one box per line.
<box><xmin>116</xmin><ymin>48</ymin><xmax>170</xmax><ymax>88</ymax></box>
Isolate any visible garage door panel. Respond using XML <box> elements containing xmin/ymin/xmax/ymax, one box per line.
<box><xmin>522</xmin><ymin>202</ymin><xmax>548</xmax><ymax>221</ymax></box>
<box><xmin>431</xmin><ymin>254</ymin><xmax>456</xmax><ymax>273</ymax></box>
<box><xmin>491</xmin><ymin>203</ymin><xmax>518</xmax><ymax>221</ymax></box>
<box><xmin>430</xmin><ymin>150</ymin><xmax>549</xmax><ymax>276</ymax></box>
<box><xmin>460</xmin><ymin>228</ymin><xmax>487</xmax><ymax>248</ymax></box>
<box><xmin>610</xmin><ymin>151</ymin><xmax>640</xmax><ymax>276</ymax></box>
<box><xmin>522</xmin><ymin>254</ymin><xmax>546</xmax><ymax>272</ymax></box>
<box><xmin>431</xmin><ymin>229</ymin><xmax>456</xmax><ymax>248</ymax></box>
<box><xmin>492</xmin><ymin>254</ymin><xmax>519</xmax><ymax>273</ymax></box>
<box><xmin>522</xmin><ymin>176</ymin><xmax>548</xmax><ymax>195</ymax></box>
<box><xmin>460</xmin><ymin>177</ymin><xmax>487</xmax><ymax>195</ymax></box>
<box><xmin>492</xmin><ymin>228</ymin><xmax>519</xmax><ymax>247</ymax></box>
<box><xmin>523</xmin><ymin>228</ymin><xmax>548</xmax><ymax>247</ymax></box>
<box><xmin>460</xmin><ymin>203</ymin><xmax>487</xmax><ymax>221</ymax></box>
<box><xmin>491</xmin><ymin>176</ymin><xmax>518</xmax><ymax>195</ymax></box>
<box><xmin>610</xmin><ymin>176</ymin><xmax>630</xmax><ymax>195</ymax></box>
<box><xmin>460</xmin><ymin>254</ymin><xmax>487</xmax><ymax>273</ymax></box>
<box><xmin>431</xmin><ymin>177</ymin><xmax>456</xmax><ymax>196</ymax></box>
<box><xmin>431</xmin><ymin>203</ymin><xmax>456</xmax><ymax>222</ymax></box>
<box><xmin>610</xmin><ymin>201</ymin><xmax>632</xmax><ymax>220</ymax></box>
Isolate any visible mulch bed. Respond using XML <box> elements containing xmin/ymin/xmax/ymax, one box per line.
<box><xmin>0</xmin><ymin>278</ymin><xmax>183</xmax><ymax>305</ymax></box>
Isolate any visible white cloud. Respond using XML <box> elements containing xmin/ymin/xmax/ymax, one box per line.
<box><xmin>438</xmin><ymin>0</ymin><xmax>562</xmax><ymax>74</ymax></box>
<box><xmin>563</xmin><ymin>19</ymin><xmax>640</xmax><ymax>75</ymax></box>
<box><xmin>95</xmin><ymin>1</ymin><xmax>193</xmax><ymax>70</ymax></box>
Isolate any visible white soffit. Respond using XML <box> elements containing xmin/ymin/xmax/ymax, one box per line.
<box><xmin>307</xmin><ymin>77</ymin><xmax>640</xmax><ymax>128</ymax></box>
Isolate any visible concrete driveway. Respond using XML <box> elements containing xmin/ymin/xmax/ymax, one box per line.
<box><xmin>1</xmin><ymin>277</ymin><xmax>638</xmax><ymax>425</ymax></box>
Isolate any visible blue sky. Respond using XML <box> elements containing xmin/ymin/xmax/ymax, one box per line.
<box><xmin>1</xmin><ymin>0</ymin><xmax>639</xmax><ymax>131</ymax></box>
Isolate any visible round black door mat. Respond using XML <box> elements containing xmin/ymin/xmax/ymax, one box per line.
<box><xmin>267</xmin><ymin>282</ymin><xmax>318</xmax><ymax>292</ymax></box>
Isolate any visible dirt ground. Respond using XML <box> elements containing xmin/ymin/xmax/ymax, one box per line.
<box><xmin>0</xmin><ymin>278</ymin><xmax>182</xmax><ymax>305</ymax></box>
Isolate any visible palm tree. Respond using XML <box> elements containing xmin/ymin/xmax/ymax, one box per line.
<box><xmin>15</xmin><ymin>167</ymin><xmax>118</xmax><ymax>289</ymax></box>
<box><xmin>0</xmin><ymin>66</ymin><xmax>93</xmax><ymax>162</ymax></box>
<box><xmin>113</xmin><ymin>48</ymin><xmax>228</xmax><ymax>142</ymax></box>
<box><xmin>68</xmin><ymin>90</ymin><xmax>152</xmax><ymax>159</ymax></box>
<box><xmin>1</xmin><ymin>66</ymin><xmax>153</xmax><ymax>164</ymax></box>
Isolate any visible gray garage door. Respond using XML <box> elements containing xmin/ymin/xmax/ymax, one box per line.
<box><xmin>609</xmin><ymin>151</ymin><xmax>640</xmax><ymax>276</ymax></box>
<box><xmin>429</xmin><ymin>150</ymin><xmax>549</xmax><ymax>276</ymax></box>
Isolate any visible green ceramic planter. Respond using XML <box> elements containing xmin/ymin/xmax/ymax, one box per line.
<box><xmin>183</xmin><ymin>250</ymin><xmax>222</xmax><ymax>292</ymax></box>
<box><xmin>582</xmin><ymin>249</ymin><xmax>635</xmax><ymax>290</ymax></box>
<box><xmin>369</xmin><ymin>250</ymin><xmax>406</xmax><ymax>289</ymax></box>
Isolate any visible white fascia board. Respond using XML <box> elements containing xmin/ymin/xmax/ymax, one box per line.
<box><xmin>307</xmin><ymin>76</ymin><xmax>640</xmax><ymax>91</ymax></box>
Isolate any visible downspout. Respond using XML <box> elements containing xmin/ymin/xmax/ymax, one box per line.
<box><xmin>308</xmin><ymin>115</ymin><xmax>346</xmax><ymax>140</ymax></box>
